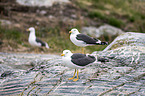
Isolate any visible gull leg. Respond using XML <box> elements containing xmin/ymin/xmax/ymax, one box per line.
<box><xmin>34</xmin><ymin>47</ymin><xmax>39</xmax><ymax>53</ymax></box>
<box><xmin>68</xmin><ymin>69</ymin><xmax>76</xmax><ymax>80</ymax></box>
<box><xmin>36</xmin><ymin>48</ymin><xmax>39</xmax><ymax>53</ymax></box>
<box><xmin>73</xmin><ymin>69</ymin><xmax>79</xmax><ymax>81</ymax></box>
<box><xmin>34</xmin><ymin>48</ymin><xmax>37</xmax><ymax>53</ymax></box>
<box><xmin>82</xmin><ymin>47</ymin><xmax>84</xmax><ymax>54</ymax></box>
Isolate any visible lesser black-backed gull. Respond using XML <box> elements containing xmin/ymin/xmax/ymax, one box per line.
<box><xmin>61</xmin><ymin>50</ymin><xmax>96</xmax><ymax>81</ymax></box>
<box><xmin>27</xmin><ymin>27</ymin><xmax>49</xmax><ymax>49</ymax></box>
<box><xmin>69</xmin><ymin>28</ymin><xmax>108</xmax><ymax>53</ymax></box>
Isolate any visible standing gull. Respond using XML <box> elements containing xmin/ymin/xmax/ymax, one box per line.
<box><xmin>61</xmin><ymin>50</ymin><xmax>96</xmax><ymax>81</ymax></box>
<box><xmin>27</xmin><ymin>27</ymin><xmax>49</xmax><ymax>49</ymax></box>
<box><xmin>69</xmin><ymin>28</ymin><xmax>108</xmax><ymax>53</ymax></box>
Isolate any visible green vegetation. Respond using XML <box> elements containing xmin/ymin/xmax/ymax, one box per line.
<box><xmin>0</xmin><ymin>26</ymin><xmax>27</xmax><ymax>44</ymax></box>
<box><xmin>88</xmin><ymin>10</ymin><xmax>124</xmax><ymax>28</ymax></box>
<box><xmin>75</xmin><ymin>0</ymin><xmax>145</xmax><ymax>32</ymax></box>
<box><xmin>0</xmin><ymin>0</ymin><xmax>145</xmax><ymax>53</ymax></box>
<box><xmin>0</xmin><ymin>26</ymin><xmax>106</xmax><ymax>53</ymax></box>
<box><xmin>38</xmin><ymin>27</ymin><xmax>108</xmax><ymax>53</ymax></box>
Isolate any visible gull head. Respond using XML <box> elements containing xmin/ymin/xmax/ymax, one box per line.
<box><xmin>27</xmin><ymin>27</ymin><xmax>35</xmax><ymax>32</ymax></box>
<box><xmin>61</xmin><ymin>50</ymin><xmax>72</xmax><ymax>57</ymax></box>
<box><xmin>69</xmin><ymin>28</ymin><xmax>80</xmax><ymax>34</ymax></box>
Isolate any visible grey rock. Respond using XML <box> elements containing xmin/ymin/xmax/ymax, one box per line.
<box><xmin>38</xmin><ymin>10</ymin><xmax>47</xmax><ymax>15</ymax></box>
<box><xmin>93</xmin><ymin>32</ymin><xmax>145</xmax><ymax>67</ymax></box>
<box><xmin>0</xmin><ymin>71</ymin><xmax>13</xmax><ymax>78</ymax></box>
<box><xmin>0</xmin><ymin>32</ymin><xmax>145</xmax><ymax>96</ymax></box>
<box><xmin>16</xmin><ymin>0</ymin><xmax>70</xmax><ymax>7</ymax></box>
<box><xmin>0</xmin><ymin>19</ymin><xmax>12</xmax><ymax>25</ymax></box>
<box><xmin>103</xmin><ymin>32</ymin><xmax>145</xmax><ymax>51</ymax></box>
<box><xmin>81</xmin><ymin>25</ymin><xmax>125</xmax><ymax>38</ymax></box>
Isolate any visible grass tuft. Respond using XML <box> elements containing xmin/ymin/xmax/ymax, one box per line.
<box><xmin>107</xmin><ymin>17</ymin><xmax>124</xmax><ymax>28</ymax></box>
<box><xmin>75</xmin><ymin>0</ymin><xmax>145</xmax><ymax>32</ymax></box>
<box><xmin>88</xmin><ymin>11</ymin><xmax>106</xmax><ymax>19</ymax></box>
<box><xmin>0</xmin><ymin>26</ymin><xmax>107</xmax><ymax>53</ymax></box>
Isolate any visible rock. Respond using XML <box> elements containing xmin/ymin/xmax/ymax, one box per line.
<box><xmin>81</xmin><ymin>25</ymin><xmax>125</xmax><ymax>38</ymax></box>
<box><xmin>0</xmin><ymin>19</ymin><xmax>12</xmax><ymax>26</ymax></box>
<box><xmin>16</xmin><ymin>0</ymin><xmax>70</xmax><ymax>7</ymax></box>
<box><xmin>37</xmin><ymin>10</ymin><xmax>47</xmax><ymax>15</ymax></box>
<box><xmin>97</xmin><ymin>57</ymin><xmax>109</xmax><ymax>63</ymax></box>
<box><xmin>39</xmin><ymin>10</ymin><xmax>47</xmax><ymax>15</ymax></box>
<box><xmin>93</xmin><ymin>32</ymin><xmax>145</xmax><ymax>66</ymax></box>
<box><xmin>0</xmin><ymin>37</ymin><xmax>145</xmax><ymax>96</ymax></box>
<box><xmin>0</xmin><ymin>58</ymin><xmax>4</xmax><ymax>63</ymax></box>
<box><xmin>104</xmin><ymin>32</ymin><xmax>145</xmax><ymax>51</ymax></box>
<box><xmin>0</xmin><ymin>71</ymin><xmax>13</xmax><ymax>78</ymax></box>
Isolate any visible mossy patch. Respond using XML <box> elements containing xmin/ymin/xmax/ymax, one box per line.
<box><xmin>0</xmin><ymin>26</ymin><xmax>107</xmax><ymax>53</ymax></box>
<box><xmin>75</xmin><ymin>0</ymin><xmax>145</xmax><ymax>32</ymax></box>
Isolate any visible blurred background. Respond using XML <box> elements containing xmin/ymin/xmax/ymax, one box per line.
<box><xmin>0</xmin><ymin>0</ymin><xmax>145</xmax><ymax>54</ymax></box>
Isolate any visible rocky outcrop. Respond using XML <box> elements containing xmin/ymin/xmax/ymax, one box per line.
<box><xmin>0</xmin><ymin>32</ymin><xmax>145</xmax><ymax>96</ymax></box>
<box><xmin>0</xmin><ymin>20</ymin><xmax>12</xmax><ymax>26</ymax></box>
<box><xmin>93</xmin><ymin>32</ymin><xmax>145</xmax><ymax>66</ymax></box>
<box><xmin>81</xmin><ymin>25</ymin><xmax>125</xmax><ymax>38</ymax></box>
<box><xmin>16</xmin><ymin>0</ymin><xmax>70</xmax><ymax>7</ymax></box>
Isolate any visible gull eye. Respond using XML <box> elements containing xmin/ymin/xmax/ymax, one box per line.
<box><xmin>72</xmin><ymin>29</ymin><xmax>76</xmax><ymax>32</ymax></box>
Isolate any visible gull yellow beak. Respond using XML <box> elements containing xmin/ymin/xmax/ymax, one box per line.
<box><xmin>69</xmin><ymin>31</ymin><xmax>72</xmax><ymax>33</ymax></box>
<box><xmin>61</xmin><ymin>54</ymin><xmax>65</xmax><ymax>56</ymax></box>
<box><xmin>26</xmin><ymin>29</ymin><xmax>29</xmax><ymax>31</ymax></box>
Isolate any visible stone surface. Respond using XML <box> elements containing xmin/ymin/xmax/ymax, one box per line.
<box><xmin>0</xmin><ymin>19</ymin><xmax>12</xmax><ymax>26</ymax></box>
<box><xmin>95</xmin><ymin>32</ymin><xmax>145</xmax><ymax>67</ymax></box>
<box><xmin>81</xmin><ymin>25</ymin><xmax>125</xmax><ymax>38</ymax></box>
<box><xmin>0</xmin><ymin>32</ymin><xmax>145</xmax><ymax>95</ymax></box>
<box><xmin>16</xmin><ymin>0</ymin><xmax>70</xmax><ymax>7</ymax></box>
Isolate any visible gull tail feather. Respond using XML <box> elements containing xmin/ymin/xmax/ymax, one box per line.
<box><xmin>45</xmin><ymin>42</ymin><xmax>49</xmax><ymax>49</ymax></box>
<box><xmin>100</xmin><ymin>42</ymin><xmax>108</xmax><ymax>45</ymax></box>
<box><xmin>96</xmin><ymin>41</ymin><xmax>108</xmax><ymax>45</ymax></box>
<box><xmin>94</xmin><ymin>39</ymin><xmax>108</xmax><ymax>45</ymax></box>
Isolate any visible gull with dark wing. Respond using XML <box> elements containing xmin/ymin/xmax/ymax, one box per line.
<box><xmin>27</xmin><ymin>27</ymin><xmax>49</xmax><ymax>49</ymax></box>
<box><xmin>69</xmin><ymin>28</ymin><xmax>108</xmax><ymax>53</ymax></box>
<box><xmin>61</xmin><ymin>50</ymin><xmax>96</xmax><ymax>81</ymax></box>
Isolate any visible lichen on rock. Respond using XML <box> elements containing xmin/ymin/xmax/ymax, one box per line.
<box><xmin>0</xmin><ymin>32</ymin><xmax>145</xmax><ymax>96</ymax></box>
<box><xmin>81</xmin><ymin>25</ymin><xmax>125</xmax><ymax>38</ymax></box>
<box><xmin>16</xmin><ymin>0</ymin><xmax>70</xmax><ymax>7</ymax></box>
<box><xmin>93</xmin><ymin>32</ymin><xmax>145</xmax><ymax>66</ymax></box>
